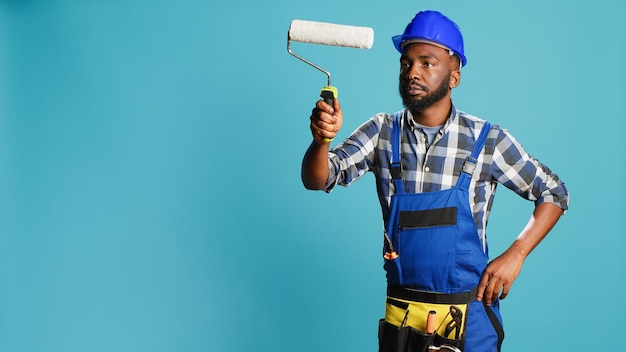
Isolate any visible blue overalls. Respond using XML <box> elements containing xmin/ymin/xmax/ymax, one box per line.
<box><xmin>378</xmin><ymin>113</ymin><xmax>504</xmax><ymax>352</ymax></box>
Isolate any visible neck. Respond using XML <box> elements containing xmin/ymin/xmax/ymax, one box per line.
<box><xmin>411</xmin><ymin>98</ymin><xmax>452</xmax><ymax>127</ymax></box>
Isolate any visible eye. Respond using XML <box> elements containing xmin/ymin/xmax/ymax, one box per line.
<box><xmin>423</xmin><ymin>61</ymin><xmax>435</xmax><ymax>68</ymax></box>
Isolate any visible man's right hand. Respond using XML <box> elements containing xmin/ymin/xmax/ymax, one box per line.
<box><xmin>301</xmin><ymin>98</ymin><xmax>342</xmax><ymax>190</ymax></box>
<box><xmin>309</xmin><ymin>98</ymin><xmax>343</xmax><ymax>143</ymax></box>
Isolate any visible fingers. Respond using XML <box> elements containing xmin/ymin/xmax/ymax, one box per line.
<box><xmin>310</xmin><ymin>99</ymin><xmax>343</xmax><ymax>142</ymax></box>
<box><xmin>476</xmin><ymin>271</ymin><xmax>510</xmax><ymax>305</ymax></box>
<box><xmin>476</xmin><ymin>252</ymin><xmax>524</xmax><ymax>305</ymax></box>
<box><xmin>315</xmin><ymin>98</ymin><xmax>341</xmax><ymax>117</ymax></box>
<box><xmin>476</xmin><ymin>273</ymin><xmax>490</xmax><ymax>303</ymax></box>
<box><xmin>499</xmin><ymin>283</ymin><xmax>511</xmax><ymax>300</ymax></box>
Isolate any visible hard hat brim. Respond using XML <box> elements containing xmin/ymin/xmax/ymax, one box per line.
<box><xmin>392</xmin><ymin>35</ymin><xmax>467</xmax><ymax>67</ymax></box>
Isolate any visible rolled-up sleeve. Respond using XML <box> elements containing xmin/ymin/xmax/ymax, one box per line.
<box><xmin>324</xmin><ymin>115</ymin><xmax>383</xmax><ymax>192</ymax></box>
<box><xmin>490</xmin><ymin>128</ymin><xmax>570</xmax><ymax>210</ymax></box>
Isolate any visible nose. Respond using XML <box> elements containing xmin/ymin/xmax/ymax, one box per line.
<box><xmin>404</xmin><ymin>63</ymin><xmax>421</xmax><ymax>81</ymax></box>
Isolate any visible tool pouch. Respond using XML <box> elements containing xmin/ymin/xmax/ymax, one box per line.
<box><xmin>379</xmin><ymin>319</ymin><xmax>448</xmax><ymax>352</ymax></box>
<box><xmin>378</xmin><ymin>286</ymin><xmax>476</xmax><ymax>352</ymax></box>
<box><xmin>378</xmin><ymin>314</ymin><xmax>464</xmax><ymax>352</ymax></box>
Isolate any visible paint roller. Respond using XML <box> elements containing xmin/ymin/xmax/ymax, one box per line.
<box><xmin>287</xmin><ymin>19</ymin><xmax>374</xmax><ymax>111</ymax></box>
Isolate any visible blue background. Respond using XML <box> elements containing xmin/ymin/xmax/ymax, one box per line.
<box><xmin>1</xmin><ymin>0</ymin><xmax>624</xmax><ymax>351</ymax></box>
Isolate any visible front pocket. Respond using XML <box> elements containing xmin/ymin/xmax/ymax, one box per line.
<box><xmin>407</xmin><ymin>327</ymin><xmax>436</xmax><ymax>352</ymax></box>
<box><xmin>464</xmin><ymin>301</ymin><xmax>504</xmax><ymax>352</ymax></box>
<box><xmin>379</xmin><ymin>319</ymin><xmax>466</xmax><ymax>352</ymax></box>
<box><xmin>378</xmin><ymin>320</ymin><xmax>436</xmax><ymax>352</ymax></box>
<box><xmin>398</xmin><ymin>207</ymin><xmax>457</xmax><ymax>229</ymax></box>
<box><xmin>433</xmin><ymin>333</ymin><xmax>464</xmax><ymax>351</ymax></box>
<box><xmin>379</xmin><ymin>319</ymin><xmax>410</xmax><ymax>352</ymax></box>
<box><xmin>483</xmin><ymin>303</ymin><xmax>504</xmax><ymax>351</ymax></box>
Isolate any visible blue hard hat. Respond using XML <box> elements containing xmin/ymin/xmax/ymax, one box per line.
<box><xmin>392</xmin><ymin>10</ymin><xmax>467</xmax><ymax>67</ymax></box>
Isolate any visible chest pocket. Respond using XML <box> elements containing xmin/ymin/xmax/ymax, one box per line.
<box><xmin>398</xmin><ymin>207</ymin><xmax>457</xmax><ymax>229</ymax></box>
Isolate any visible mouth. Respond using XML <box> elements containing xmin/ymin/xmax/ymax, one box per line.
<box><xmin>405</xmin><ymin>81</ymin><xmax>428</xmax><ymax>96</ymax></box>
<box><xmin>408</xmin><ymin>85</ymin><xmax>424</xmax><ymax>95</ymax></box>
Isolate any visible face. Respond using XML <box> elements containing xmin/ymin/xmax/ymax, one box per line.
<box><xmin>398</xmin><ymin>42</ymin><xmax>460</xmax><ymax>114</ymax></box>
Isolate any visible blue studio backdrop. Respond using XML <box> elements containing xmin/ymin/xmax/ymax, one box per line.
<box><xmin>1</xmin><ymin>1</ymin><xmax>624</xmax><ymax>351</ymax></box>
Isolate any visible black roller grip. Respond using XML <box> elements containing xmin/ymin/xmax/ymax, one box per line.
<box><xmin>320</xmin><ymin>89</ymin><xmax>335</xmax><ymax>108</ymax></box>
<box><xmin>319</xmin><ymin>86</ymin><xmax>338</xmax><ymax>142</ymax></box>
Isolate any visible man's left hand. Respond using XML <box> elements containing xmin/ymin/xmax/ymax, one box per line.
<box><xmin>476</xmin><ymin>249</ymin><xmax>525</xmax><ymax>305</ymax></box>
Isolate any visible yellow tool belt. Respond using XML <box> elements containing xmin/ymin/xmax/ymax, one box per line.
<box><xmin>385</xmin><ymin>285</ymin><xmax>477</xmax><ymax>337</ymax></box>
<box><xmin>379</xmin><ymin>285</ymin><xmax>478</xmax><ymax>352</ymax></box>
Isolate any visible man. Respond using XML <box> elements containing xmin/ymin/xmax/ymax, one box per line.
<box><xmin>301</xmin><ymin>10</ymin><xmax>569</xmax><ymax>352</ymax></box>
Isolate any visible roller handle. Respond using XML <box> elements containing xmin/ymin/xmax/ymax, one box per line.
<box><xmin>320</xmin><ymin>87</ymin><xmax>336</xmax><ymax>107</ymax></box>
<box><xmin>320</xmin><ymin>86</ymin><xmax>338</xmax><ymax>142</ymax></box>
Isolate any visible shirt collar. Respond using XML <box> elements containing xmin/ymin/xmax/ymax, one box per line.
<box><xmin>404</xmin><ymin>105</ymin><xmax>458</xmax><ymax>132</ymax></box>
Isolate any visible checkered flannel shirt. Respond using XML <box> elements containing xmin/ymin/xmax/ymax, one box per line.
<box><xmin>325</xmin><ymin>107</ymin><xmax>569</xmax><ymax>252</ymax></box>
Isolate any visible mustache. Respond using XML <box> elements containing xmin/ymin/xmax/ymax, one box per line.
<box><xmin>402</xmin><ymin>79</ymin><xmax>429</xmax><ymax>92</ymax></box>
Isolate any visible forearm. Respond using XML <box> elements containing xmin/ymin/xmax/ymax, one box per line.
<box><xmin>506</xmin><ymin>202</ymin><xmax>564</xmax><ymax>259</ymax></box>
<box><xmin>477</xmin><ymin>202</ymin><xmax>564</xmax><ymax>303</ymax></box>
<box><xmin>301</xmin><ymin>141</ymin><xmax>331</xmax><ymax>190</ymax></box>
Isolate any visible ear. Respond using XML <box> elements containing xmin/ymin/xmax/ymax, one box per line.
<box><xmin>449</xmin><ymin>68</ymin><xmax>461</xmax><ymax>89</ymax></box>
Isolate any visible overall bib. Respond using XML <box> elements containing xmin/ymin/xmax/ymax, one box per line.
<box><xmin>378</xmin><ymin>114</ymin><xmax>504</xmax><ymax>352</ymax></box>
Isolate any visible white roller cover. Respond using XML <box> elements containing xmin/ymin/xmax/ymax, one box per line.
<box><xmin>289</xmin><ymin>20</ymin><xmax>374</xmax><ymax>49</ymax></box>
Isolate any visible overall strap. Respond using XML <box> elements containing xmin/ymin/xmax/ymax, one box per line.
<box><xmin>457</xmin><ymin>122</ymin><xmax>492</xmax><ymax>190</ymax></box>
<box><xmin>390</xmin><ymin>112</ymin><xmax>405</xmax><ymax>194</ymax></box>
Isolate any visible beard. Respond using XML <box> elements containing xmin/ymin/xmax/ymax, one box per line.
<box><xmin>399</xmin><ymin>74</ymin><xmax>451</xmax><ymax>114</ymax></box>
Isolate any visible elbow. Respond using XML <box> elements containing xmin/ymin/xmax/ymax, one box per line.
<box><xmin>303</xmin><ymin>184</ymin><xmax>323</xmax><ymax>191</ymax></box>
<box><xmin>301</xmin><ymin>175</ymin><xmax>325</xmax><ymax>191</ymax></box>
<box><xmin>300</xmin><ymin>164</ymin><xmax>330</xmax><ymax>191</ymax></box>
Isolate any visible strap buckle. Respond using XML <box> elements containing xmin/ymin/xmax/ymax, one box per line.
<box><xmin>391</xmin><ymin>162</ymin><xmax>402</xmax><ymax>180</ymax></box>
<box><xmin>461</xmin><ymin>156</ymin><xmax>477</xmax><ymax>175</ymax></box>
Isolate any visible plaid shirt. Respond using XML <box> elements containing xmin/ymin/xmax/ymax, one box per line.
<box><xmin>325</xmin><ymin>106</ymin><xmax>569</xmax><ymax>251</ymax></box>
